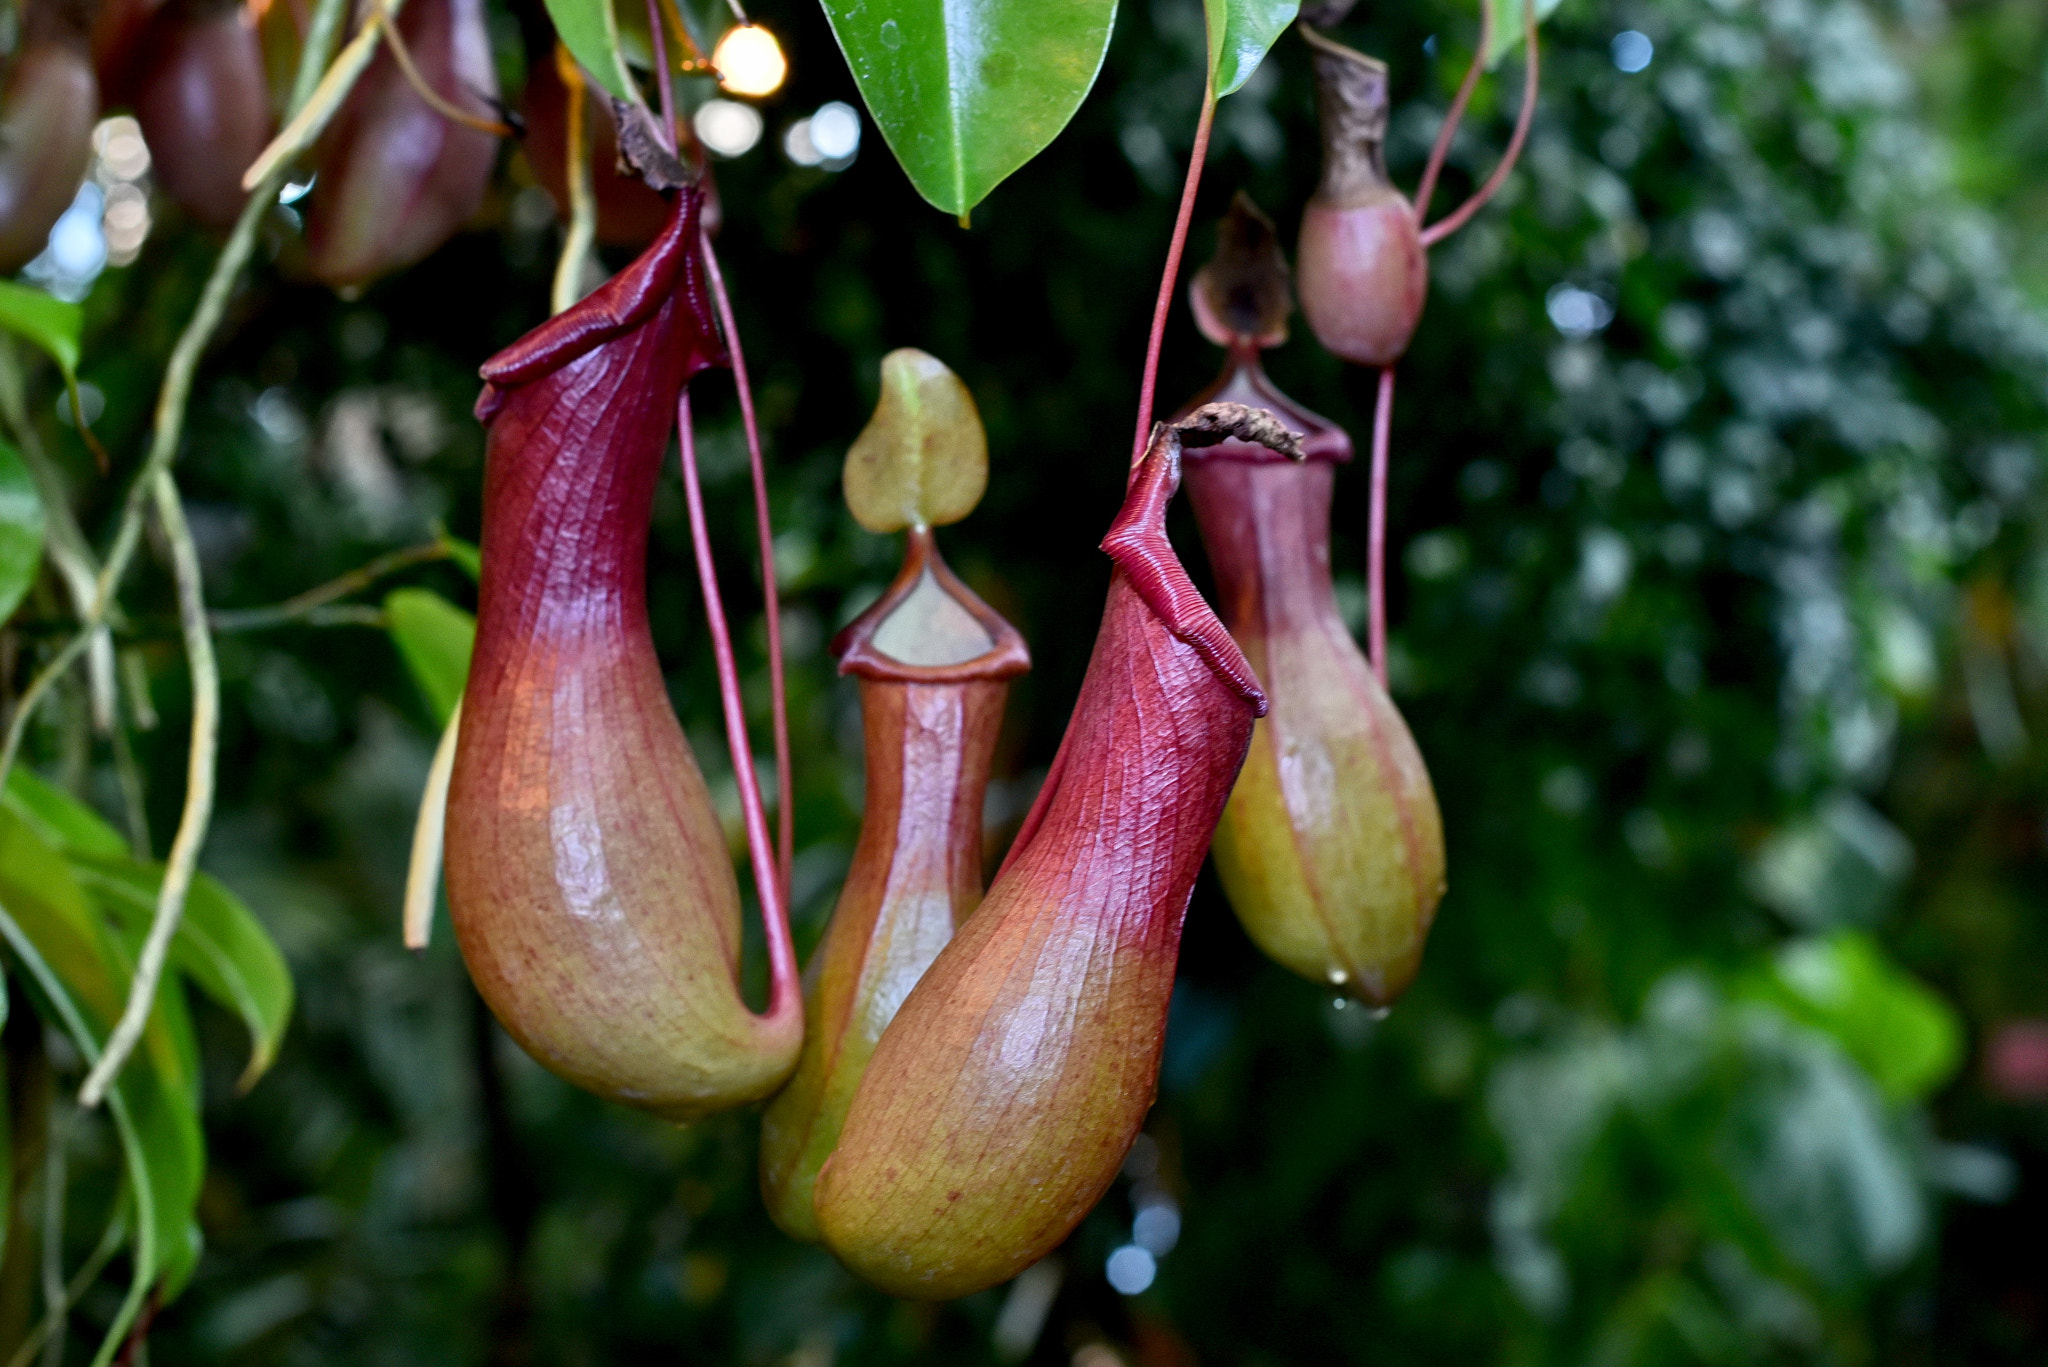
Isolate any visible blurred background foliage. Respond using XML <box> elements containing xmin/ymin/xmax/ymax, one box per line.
<box><xmin>2</xmin><ymin>0</ymin><xmax>2046</xmax><ymax>1361</ymax></box>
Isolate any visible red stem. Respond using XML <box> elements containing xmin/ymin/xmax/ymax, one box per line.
<box><xmin>700</xmin><ymin>232</ymin><xmax>793</xmax><ymax>901</ymax></box>
<box><xmin>1411</xmin><ymin>5</ymin><xmax>1493</xmax><ymax>227</ymax></box>
<box><xmin>1130</xmin><ymin>87</ymin><xmax>1218</xmax><ymax>469</ymax></box>
<box><xmin>645</xmin><ymin>0</ymin><xmax>679</xmax><ymax>149</ymax></box>
<box><xmin>1420</xmin><ymin>4</ymin><xmax>1540</xmax><ymax>249</ymax></box>
<box><xmin>678</xmin><ymin>391</ymin><xmax>800</xmax><ymax>1017</ymax></box>
<box><xmin>1367</xmin><ymin>365</ymin><xmax>1394</xmax><ymax>686</ymax></box>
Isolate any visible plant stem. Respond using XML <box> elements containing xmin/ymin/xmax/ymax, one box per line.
<box><xmin>5</xmin><ymin>1188</ymin><xmax>126</xmax><ymax>1367</ymax></box>
<box><xmin>549</xmin><ymin>44</ymin><xmax>597</xmax><ymax>316</ymax></box>
<box><xmin>108</xmin><ymin>719</ymin><xmax>151</xmax><ymax>859</ymax></box>
<box><xmin>1367</xmin><ymin>365</ymin><xmax>1393</xmax><ymax>686</ymax></box>
<box><xmin>287</xmin><ymin>0</ymin><xmax>351</xmax><ymax>113</ymax></box>
<box><xmin>1130</xmin><ymin>86</ymin><xmax>1217</xmax><ymax>468</ymax></box>
<box><xmin>700</xmin><ymin>234</ymin><xmax>792</xmax><ymax>899</ymax></box>
<box><xmin>1411</xmin><ymin>4</ymin><xmax>1492</xmax><ymax>227</ymax></box>
<box><xmin>79</xmin><ymin>473</ymin><xmax>218</xmax><ymax>1109</ymax></box>
<box><xmin>109</xmin><ymin>1289</ymin><xmax>157</xmax><ymax>1367</ymax></box>
<box><xmin>677</xmin><ymin>393</ymin><xmax>799</xmax><ymax>1020</ymax></box>
<box><xmin>206</xmin><ymin>540</ymin><xmax>448</xmax><ymax>632</ymax></box>
<box><xmin>1419</xmin><ymin>4</ymin><xmax>1539</xmax><ymax>249</ymax></box>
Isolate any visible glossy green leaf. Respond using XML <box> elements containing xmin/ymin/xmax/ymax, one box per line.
<box><xmin>0</xmin><ymin>441</ymin><xmax>45</xmax><ymax>625</ymax></box>
<box><xmin>1738</xmin><ymin>932</ymin><xmax>1964</xmax><ymax>1103</ymax></box>
<box><xmin>542</xmin><ymin>0</ymin><xmax>635</xmax><ymax>101</ymax></box>
<box><xmin>4</xmin><ymin>768</ymin><xmax>294</xmax><ymax>1089</ymax></box>
<box><xmin>0</xmin><ymin>809</ymin><xmax>204</xmax><ymax>1322</ymax></box>
<box><xmin>1206</xmin><ymin>0</ymin><xmax>1298</xmax><ymax>97</ymax></box>
<box><xmin>1483</xmin><ymin>0</ymin><xmax>1562</xmax><ymax>68</ymax></box>
<box><xmin>3</xmin><ymin>766</ymin><xmax>127</xmax><ymax>859</ymax></box>
<box><xmin>385</xmin><ymin>588</ymin><xmax>476</xmax><ymax>726</ymax></box>
<box><xmin>0</xmin><ymin>281</ymin><xmax>82</xmax><ymax>382</ymax></box>
<box><xmin>821</xmin><ymin>0</ymin><xmax>1118</xmax><ymax>215</ymax></box>
<box><xmin>73</xmin><ymin>855</ymin><xmax>295</xmax><ymax>1091</ymax></box>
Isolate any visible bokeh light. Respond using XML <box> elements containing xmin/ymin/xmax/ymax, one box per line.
<box><xmin>1612</xmin><ymin>29</ymin><xmax>1654</xmax><ymax>72</ymax></box>
<box><xmin>713</xmin><ymin>24</ymin><xmax>787</xmax><ymax>97</ymax></box>
<box><xmin>694</xmin><ymin>99</ymin><xmax>765</xmax><ymax>158</ymax></box>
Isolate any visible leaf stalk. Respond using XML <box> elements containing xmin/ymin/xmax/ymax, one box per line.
<box><xmin>1131</xmin><ymin>87</ymin><xmax>1218</xmax><ymax>468</ymax></box>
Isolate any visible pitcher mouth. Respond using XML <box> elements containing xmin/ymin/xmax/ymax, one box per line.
<box><xmin>834</xmin><ymin>527</ymin><xmax>1031</xmax><ymax>684</ymax></box>
<box><xmin>1174</xmin><ymin>349</ymin><xmax>1356</xmax><ymax>464</ymax></box>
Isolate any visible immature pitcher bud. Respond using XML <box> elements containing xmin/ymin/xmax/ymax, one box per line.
<box><xmin>1295</xmin><ymin>31</ymin><xmax>1427</xmax><ymax>367</ymax></box>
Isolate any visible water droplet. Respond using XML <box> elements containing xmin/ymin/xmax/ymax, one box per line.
<box><xmin>1327</xmin><ymin>967</ymin><xmax>1349</xmax><ymax>986</ymax></box>
<box><xmin>1368</xmin><ymin>1005</ymin><xmax>1392</xmax><ymax>1022</ymax></box>
<box><xmin>879</xmin><ymin>17</ymin><xmax>902</xmax><ymax>47</ymax></box>
<box><xmin>1331</xmin><ymin>997</ymin><xmax>1349</xmax><ymax>1011</ymax></box>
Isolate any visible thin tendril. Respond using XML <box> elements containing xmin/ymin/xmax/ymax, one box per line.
<box><xmin>1410</xmin><ymin>5</ymin><xmax>1492</xmax><ymax>227</ymax></box>
<box><xmin>5</xmin><ymin>0</ymin><xmax>363</xmax><ymax>806</ymax></box>
<box><xmin>550</xmin><ymin>45</ymin><xmax>598</xmax><ymax>314</ymax></box>
<box><xmin>207</xmin><ymin>540</ymin><xmax>448</xmax><ymax>631</ymax></box>
<box><xmin>0</xmin><ymin>0</ymin><xmax>351</xmax><ymax>1107</ymax></box>
<box><xmin>1420</xmin><ymin>4</ymin><xmax>1540</xmax><ymax>249</ymax></box>
<box><xmin>8</xmin><ymin>1187</ymin><xmax>128</xmax><ymax>1367</ymax></box>
<box><xmin>377</xmin><ymin>9</ymin><xmax>513</xmax><ymax>135</ymax></box>
<box><xmin>646</xmin><ymin>0</ymin><xmax>679</xmax><ymax>151</ymax></box>
<box><xmin>80</xmin><ymin>472</ymin><xmax>220</xmax><ymax>1108</ymax></box>
<box><xmin>678</xmin><ymin>393</ymin><xmax>799</xmax><ymax>1018</ymax></box>
<box><xmin>1130</xmin><ymin>86</ymin><xmax>1217</xmax><ymax>469</ymax></box>
<box><xmin>1367</xmin><ymin>365</ymin><xmax>1394</xmax><ymax>686</ymax></box>
<box><xmin>658</xmin><ymin>0</ymin><xmax>708</xmax><ymax>64</ymax></box>
<box><xmin>701</xmin><ymin>235</ymin><xmax>793</xmax><ymax>899</ymax></box>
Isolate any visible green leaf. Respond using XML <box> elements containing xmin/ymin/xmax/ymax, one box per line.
<box><xmin>1206</xmin><ymin>0</ymin><xmax>1299</xmax><ymax>98</ymax></box>
<box><xmin>3</xmin><ymin>770</ymin><xmax>294</xmax><ymax>1090</ymax></box>
<box><xmin>437</xmin><ymin>527</ymin><xmax>481</xmax><ymax>582</ymax></box>
<box><xmin>0</xmin><ymin>810</ymin><xmax>204</xmax><ymax>1317</ymax></box>
<box><xmin>385</xmin><ymin>588</ymin><xmax>476</xmax><ymax>726</ymax></box>
<box><xmin>1483</xmin><ymin>0</ymin><xmax>1562</xmax><ymax>68</ymax></box>
<box><xmin>0</xmin><ymin>281</ymin><xmax>82</xmax><ymax>382</ymax></box>
<box><xmin>1738</xmin><ymin>932</ymin><xmax>1964</xmax><ymax>1103</ymax></box>
<box><xmin>843</xmin><ymin>349</ymin><xmax>989</xmax><ymax>533</ymax></box>
<box><xmin>71</xmin><ymin>855</ymin><xmax>295</xmax><ymax>1091</ymax></box>
<box><xmin>3</xmin><ymin>768</ymin><xmax>130</xmax><ymax>859</ymax></box>
<box><xmin>0</xmin><ymin>442</ymin><xmax>45</xmax><ymax>624</ymax></box>
<box><xmin>542</xmin><ymin>0</ymin><xmax>635</xmax><ymax>101</ymax></box>
<box><xmin>820</xmin><ymin>0</ymin><xmax>1118</xmax><ymax>215</ymax></box>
